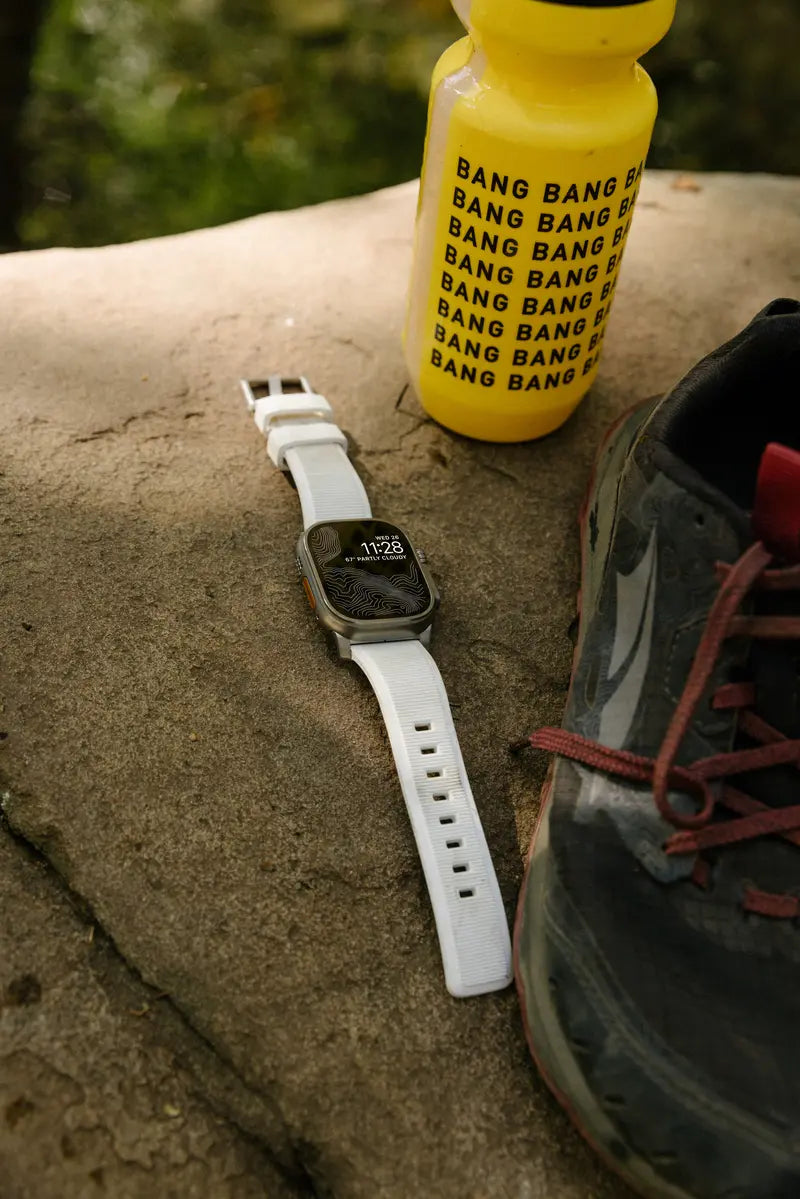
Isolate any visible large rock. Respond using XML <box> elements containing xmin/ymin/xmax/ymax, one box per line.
<box><xmin>0</xmin><ymin>829</ymin><xmax>302</xmax><ymax>1198</ymax></box>
<box><xmin>1</xmin><ymin>171</ymin><xmax>799</xmax><ymax>1197</ymax></box>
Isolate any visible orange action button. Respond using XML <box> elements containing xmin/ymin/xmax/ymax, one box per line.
<box><xmin>302</xmin><ymin>577</ymin><xmax>316</xmax><ymax>610</ymax></box>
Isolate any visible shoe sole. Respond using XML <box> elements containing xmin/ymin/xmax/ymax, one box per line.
<box><xmin>513</xmin><ymin>400</ymin><xmax>696</xmax><ymax>1199</ymax></box>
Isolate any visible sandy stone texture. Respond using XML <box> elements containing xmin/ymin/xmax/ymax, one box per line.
<box><xmin>0</xmin><ymin>830</ymin><xmax>305</xmax><ymax>1198</ymax></box>
<box><xmin>0</xmin><ymin>170</ymin><xmax>799</xmax><ymax>1197</ymax></box>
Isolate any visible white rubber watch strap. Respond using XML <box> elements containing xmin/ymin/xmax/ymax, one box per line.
<box><xmin>242</xmin><ymin>376</ymin><xmax>510</xmax><ymax>995</ymax></box>
<box><xmin>350</xmin><ymin>639</ymin><xmax>512</xmax><ymax>998</ymax></box>
<box><xmin>284</xmin><ymin>443</ymin><xmax>371</xmax><ymax>529</ymax></box>
<box><xmin>240</xmin><ymin>377</ymin><xmax>371</xmax><ymax>530</ymax></box>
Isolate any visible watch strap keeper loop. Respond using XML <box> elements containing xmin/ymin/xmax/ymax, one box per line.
<box><xmin>253</xmin><ymin>392</ymin><xmax>333</xmax><ymax>436</ymax></box>
<box><xmin>267</xmin><ymin>420</ymin><xmax>347</xmax><ymax>470</ymax></box>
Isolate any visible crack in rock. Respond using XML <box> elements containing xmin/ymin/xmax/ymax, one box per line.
<box><xmin>0</xmin><ymin>808</ymin><xmax>321</xmax><ymax>1198</ymax></box>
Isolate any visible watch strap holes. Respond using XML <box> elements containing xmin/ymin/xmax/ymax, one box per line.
<box><xmin>446</xmin><ymin>839</ymin><xmax>462</xmax><ymax>849</ymax></box>
<box><xmin>439</xmin><ymin>815</ymin><xmax>455</xmax><ymax>825</ymax></box>
<box><xmin>414</xmin><ymin>722</ymin><xmax>432</xmax><ymax>732</ymax></box>
<box><xmin>452</xmin><ymin>863</ymin><xmax>469</xmax><ymax>874</ymax></box>
<box><xmin>421</xmin><ymin>746</ymin><xmax>437</xmax><ymax>755</ymax></box>
<box><xmin>458</xmin><ymin>888</ymin><xmax>475</xmax><ymax>899</ymax></box>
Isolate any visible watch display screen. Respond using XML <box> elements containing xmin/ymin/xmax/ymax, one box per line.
<box><xmin>307</xmin><ymin>520</ymin><xmax>433</xmax><ymax>621</ymax></box>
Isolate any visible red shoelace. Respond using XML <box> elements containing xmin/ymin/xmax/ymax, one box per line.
<box><xmin>530</xmin><ymin>541</ymin><xmax>800</xmax><ymax>918</ymax></box>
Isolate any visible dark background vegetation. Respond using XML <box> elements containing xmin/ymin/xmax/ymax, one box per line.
<box><xmin>2</xmin><ymin>0</ymin><xmax>799</xmax><ymax>251</ymax></box>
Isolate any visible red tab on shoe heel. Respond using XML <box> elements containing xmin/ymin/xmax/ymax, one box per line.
<box><xmin>753</xmin><ymin>442</ymin><xmax>800</xmax><ymax>561</ymax></box>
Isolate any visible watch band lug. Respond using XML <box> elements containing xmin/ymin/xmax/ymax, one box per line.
<box><xmin>332</xmin><ymin>631</ymin><xmax>352</xmax><ymax>660</ymax></box>
<box><xmin>334</xmin><ymin>631</ymin><xmax>431</xmax><ymax>657</ymax></box>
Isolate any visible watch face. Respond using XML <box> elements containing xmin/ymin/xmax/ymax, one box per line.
<box><xmin>306</xmin><ymin>520</ymin><xmax>433</xmax><ymax>622</ymax></box>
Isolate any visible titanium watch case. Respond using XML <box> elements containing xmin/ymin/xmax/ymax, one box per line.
<box><xmin>296</xmin><ymin>519</ymin><xmax>440</xmax><ymax>658</ymax></box>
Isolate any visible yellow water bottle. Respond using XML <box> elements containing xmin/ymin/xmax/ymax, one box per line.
<box><xmin>403</xmin><ymin>0</ymin><xmax>676</xmax><ymax>442</ymax></box>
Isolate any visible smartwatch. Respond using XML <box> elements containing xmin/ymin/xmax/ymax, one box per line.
<box><xmin>241</xmin><ymin>375</ymin><xmax>512</xmax><ymax>998</ymax></box>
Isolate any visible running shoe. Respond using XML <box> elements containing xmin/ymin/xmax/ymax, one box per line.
<box><xmin>515</xmin><ymin>298</ymin><xmax>800</xmax><ymax>1199</ymax></box>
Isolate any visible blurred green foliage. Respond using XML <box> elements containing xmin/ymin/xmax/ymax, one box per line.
<box><xmin>18</xmin><ymin>0</ymin><xmax>800</xmax><ymax>248</ymax></box>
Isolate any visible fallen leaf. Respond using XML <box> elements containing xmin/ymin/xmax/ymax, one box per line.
<box><xmin>671</xmin><ymin>174</ymin><xmax>702</xmax><ymax>193</ymax></box>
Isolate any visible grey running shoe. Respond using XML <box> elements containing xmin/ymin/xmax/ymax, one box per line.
<box><xmin>515</xmin><ymin>299</ymin><xmax>800</xmax><ymax>1199</ymax></box>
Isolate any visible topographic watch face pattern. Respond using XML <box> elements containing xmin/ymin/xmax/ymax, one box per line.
<box><xmin>308</xmin><ymin>520</ymin><xmax>432</xmax><ymax>621</ymax></box>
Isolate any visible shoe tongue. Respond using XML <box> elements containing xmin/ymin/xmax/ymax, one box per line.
<box><xmin>740</xmin><ymin>443</ymin><xmax>800</xmax><ymax>805</ymax></box>
<box><xmin>752</xmin><ymin>442</ymin><xmax>800</xmax><ymax>562</ymax></box>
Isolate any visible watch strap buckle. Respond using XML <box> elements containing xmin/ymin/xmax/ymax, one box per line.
<box><xmin>240</xmin><ymin>375</ymin><xmax>314</xmax><ymax>410</ymax></box>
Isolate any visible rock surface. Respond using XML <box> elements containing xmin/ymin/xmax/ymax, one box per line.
<box><xmin>0</xmin><ymin>829</ymin><xmax>304</xmax><ymax>1198</ymax></box>
<box><xmin>1</xmin><ymin>170</ymin><xmax>799</xmax><ymax>1198</ymax></box>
